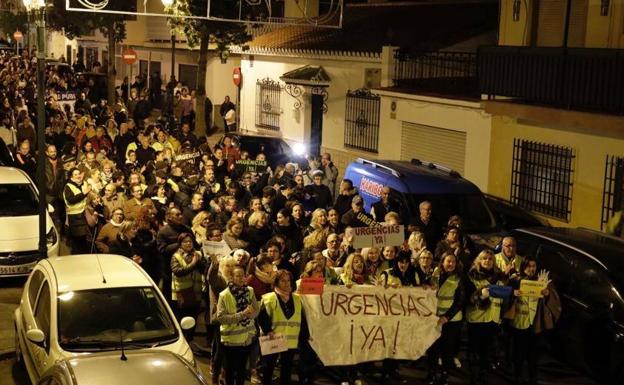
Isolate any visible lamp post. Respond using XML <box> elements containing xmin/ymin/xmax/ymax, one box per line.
<box><xmin>162</xmin><ymin>0</ymin><xmax>176</xmax><ymax>117</ymax></box>
<box><xmin>22</xmin><ymin>0</ymin><xmax>47</xmax><ymax>260</ymax></box>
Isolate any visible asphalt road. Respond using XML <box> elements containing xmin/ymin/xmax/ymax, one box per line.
<box><xmin>0</xmin><ymin>276</ymin><xmax>600</xmax><ymax>385</ymax></box>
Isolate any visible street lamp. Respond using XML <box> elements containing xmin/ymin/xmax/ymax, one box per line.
<box><xmin>162</xmin><ymin>0</ymin><xmax>176</xmax><ymax>116</ymax></box>
<box><xmin>22</xmin><ymin>0</ymin><xmax>47</xmax><ymax>260</ymax></box>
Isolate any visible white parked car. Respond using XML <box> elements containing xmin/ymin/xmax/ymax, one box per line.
<box><xmin>14</xmin><ymin>254</ymin><xmax>197</xmax><ymax>385</ymax></box>
<box><xmin>0</xmin><ymin>166</ymin><xmax>59</xmax><ymax>277</ymax></box>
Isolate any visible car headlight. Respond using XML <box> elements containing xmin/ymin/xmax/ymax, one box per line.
<box><xmin>46</xmin><ymin>227</ymin><xmax>58</xmax><ymax>247</ymax></box>
<box><xmin>292</xmin><ymin>143</ymin><xmax>307</xmax><ymax>157</ymax></box>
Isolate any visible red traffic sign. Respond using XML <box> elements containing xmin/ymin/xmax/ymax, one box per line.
<box><xmin>13</xmin><ymin>31</ymin><xmax>23</xmax><ymax>41</ymax></box>
<box><xmin>122</xmin><ymin>48</ymin><xmax>138</xmax><ymax>65</ymax></box>
<box><xmin>233</xmin><ymin>67</ymin><xmax>242</xmax><ymax>87</ymax></box>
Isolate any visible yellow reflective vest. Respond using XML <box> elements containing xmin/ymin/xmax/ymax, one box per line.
<box><xmin>63</xmin><ymin>182</ymin><xmax>86</xmax><ymax>215</ymax></box>
<box><xmin>467</xmin><ymin>277</ymin><xmax>503</xmax><ymax>324</ymax></box>
<box><xmin>262</xmin><ymin>292</ymin><xmax>302</xmax><ymax>349</ymax></box>
<box><xmin>170</xmin><ymin>252</ymin><xmax>203</xmax><ymax>301</ymax></box>
<box><xmin>219</xmin><ymin>287</ymin><xmax>257</xmax><ymax>346</ymax></box>
<box><xmin>495</xmin><ymin>252</ymin><xmax>524</xmax><ymax>274</ymax></box>
<box><xmin>510</xmin><ymin>283</ymin><xmax>539</xmax><ymax>330</ymax></box>
<box><xmin>436</xmin><ymin>273</ymin><xmax>463</xmax><ymax>322</ymax></box>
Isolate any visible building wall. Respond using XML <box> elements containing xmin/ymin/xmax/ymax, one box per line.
<box><xmin>487</xmin><ymin>115</ymin><xmax>624</xmax><ymax>229</ymax></box>
<box><xmin>239</xmin><ymin>54</ymin><xmax>381</xmax><ymax>149</ymax></box>
<box><xmin>47</xmin><ymin>31</ymin><xmax>77</xmax><ymax>61</ymax></box>
<box><xmin>498</xmin><ymin>0</ymin><xmax>624</xmax><ymax>48</ymax></box>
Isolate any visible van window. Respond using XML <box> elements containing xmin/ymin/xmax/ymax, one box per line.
<box><xmin>408</xmin><ymin>193</ymin><xmax>497</xmax><ymax>233</ymax></box>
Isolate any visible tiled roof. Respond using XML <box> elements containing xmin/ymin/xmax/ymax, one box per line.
<box><xmin>280</xmin><ymin>65</ymin><xmax>331</xmax><ymax>86</ymax></box>
<box><xmin>248</xmin><ymin>1</ymin><xmax>498</xmax><ymax>54</ymax></box>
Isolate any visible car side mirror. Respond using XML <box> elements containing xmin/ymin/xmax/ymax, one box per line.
<box><xmin>47</xmin><ymin>204</ymin><xmax>55</xmax><ymax>214</ymax></box>
<box><xmin>26</xmin><ymin>329</ymin><xmax>45</xmax><ymax>347</ymax></box>
<box><xmin>180</xmin><ymin>317</ymin><xmax>196</xmax><ymax>331</ymax></box>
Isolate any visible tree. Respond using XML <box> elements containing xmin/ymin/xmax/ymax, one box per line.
<box><xmin>0</xmin><ymin>10</ymin><xmax>28</xmax><ymax>43</ymax></box>
<box><xmin>47</xmin><ymin>0</ymin><xmax>127</xmax><ymax>105</ymax></box>
<box><xmin>166</xmin><ymin>0</ymin><xmax>251</xmax><ymax>136</ymax></box>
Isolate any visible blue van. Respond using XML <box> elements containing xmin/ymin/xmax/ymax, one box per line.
<box><xmin>344</xmin><ymin>158</ymin><xmax>500</xmax><ymax>243</ymax></box>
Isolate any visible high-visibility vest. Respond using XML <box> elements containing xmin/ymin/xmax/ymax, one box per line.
<box><xmin>170</xmin><ymin>252</ymin><xmax>203</xmax><ymax>300</ymax></box>
<box><xmin>436</xmin><ymin>273</ymin><xmax>463</xmax><ymax>322</ymax></box>
<box><xmin>466</xmin><ymin>277</ymin><xmax>503</xmax><ymax>324</ymax></box>
<box><xmin>63</xmin><ymin>182</ymin><xmax>86</xmax><ymax>215</ymax></box>
<box><xmin>510</xmin><ymin>284</ymin><xmax>539</xmax><ymax>330</ymax></box>
<box><xmin>495</xmin><ymin>252</ymin><xmax>524</xmax><ymax>273</ymax></box>
<box><xmin>382</xmin><ymin>268</ymin><xmax>403</xmax><ymax>287</ymax></box>
<box><xmin>219</xmin><ymin>287</ymin><xmax>257</xmax><ymax>346</ymax></box>
<box><xmin>262</xmin><ymin>292</ymin><xmax>302</xmax><ymax>349</ymax></box>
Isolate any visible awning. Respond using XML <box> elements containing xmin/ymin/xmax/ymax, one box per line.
<box><xmin>280</xmin><ymin>65</ymin><xmax>331</xmax><ymax>87</ymax></box>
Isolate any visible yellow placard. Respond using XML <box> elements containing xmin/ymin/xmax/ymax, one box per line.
<box><xmin>519</xmin><ymin>280</ymin><xmax>547</xmax><ymax>298</ymax></box>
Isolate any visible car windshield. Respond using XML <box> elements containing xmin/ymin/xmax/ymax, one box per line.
<box><xmin>408</xmin><ymin>193</ymin><xmax>498</xmax><ymax>233</ymax></box>
<box><xmin>58</xmin><ymin>287</ymin><xmax>178</xmax><ymax>351</ymax></box>
<box><xmin>0</xmin><ymin>183</ymin><xmax>38</xmax><ymax>216</ymax></box>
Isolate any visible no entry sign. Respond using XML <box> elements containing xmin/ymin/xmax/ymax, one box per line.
<box><xmin>122</xmin><ymin>48</ymin><xmax>138</xmax><ymax>65</ymax></box>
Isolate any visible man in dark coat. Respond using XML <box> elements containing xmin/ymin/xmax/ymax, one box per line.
<box><xmin>371</xmin><ymin>186</ymin><xmax>402</xmax><ymax>222</ymax></box>
<box><xmin>410</xmin><ymin>200</ymin><xmax>442</xmax><ymax>251</ymax></box>
<box><xmin>341</xmin><ymin>195</ymin><xmax>376</xmax><ymax>228</ymax></box>
<box><xmin>305</xmin><ymin>170</ymin><xmax>332</xmax><ymax>209</ymax></box>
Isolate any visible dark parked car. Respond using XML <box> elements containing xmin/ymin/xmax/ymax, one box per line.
<box><xmin>0</xmin><ymin>137</ymin><xmax>13</xmax><ymax>166</ymax></box>
<box><xmin>484</xmin><ymin>194</ymin><xmax>549</xmax><ymax>230</ymax></box>
<box><xmin>509</xmin><ymin>227</ymin><xmax>624</xmax><ymax>384</ymax></box>
<box><xmin>217</xmin><ymin>132</ymin><xmax>308</xmax><ymax>170</ymax></box>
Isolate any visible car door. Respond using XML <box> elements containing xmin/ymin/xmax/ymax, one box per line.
<box><xmin>29</xmin><ymin>280</ymin><xmax>52</xmax><ymax>378</ymax></box>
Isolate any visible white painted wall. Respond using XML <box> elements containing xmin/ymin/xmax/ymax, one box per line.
<box><xmin>377</xmin><ymin>91</ymin><xmax>493</xmax><ymax>192</ymax></box>
<box><xmin>239</xmin><ymin>54</ymin><xmax>382</xmax><ymax>149</ymax></box>
<box><xmin>46</xmin><ymin>31</ymin><xmax>77</xmax><ymax>61</ymax></box>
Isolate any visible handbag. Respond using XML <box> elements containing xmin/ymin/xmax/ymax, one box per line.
<box><xmin>503</xmin><ymin>298</ymin><xmax>517</xmax><ymax>320</ymax></box>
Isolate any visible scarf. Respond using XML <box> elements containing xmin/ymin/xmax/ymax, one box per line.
<box><xmin>352</xmin><ymin>272</ymin><xmax>365</xmax><ymax>285</ymax></box>
<box><xmin>274</xmin><ymin>287</ymin><xmax>291</xmax><ymax>303</ymax></box>
<box><xmin>255</xmin><ymin>267</ymin><xmax>276</xmax><ymax>285</ymax></box>
<box><xmin>228</xmin><ymin>282</ymin><xmax>251</xmax><ymax>326</ymax></box>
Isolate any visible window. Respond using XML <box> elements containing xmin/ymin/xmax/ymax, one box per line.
<box><xmin>601</xmin><ymin>155</ymin><xmax>624</xmax><ymax>230</ymax></box>
<box><xmin>255</xmin><ymin>78</ymin><xmax>281</xmax><ymax>131</ymax></box>
<box><xmin>34</xmin><ymin>282</ymin><xmax>51</xmax><ymax>348</ymax></box>
<box><xmin>28</xmin><ymin>270</ymin><xmax>45</xmax><ymax>309</ymax></box>
<box><xmin>178</xmin><ymin>64</ymin><xmax>198</xmax><ymax>90</ymax></box>
<box><xmin>344</xmin><ymin>89</ymin><xmax>380</xmax><ymax>153</ymax></box>
<box><xmin>511</xmin><ymin>139</ymin><xmax>575</xmax><ymax>221</ymax></box>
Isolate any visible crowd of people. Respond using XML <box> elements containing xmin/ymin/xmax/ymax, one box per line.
<box><xmin>0</xmin><ymin>49</ymin><xmax>560</xmax><ymax>385</ymax></box>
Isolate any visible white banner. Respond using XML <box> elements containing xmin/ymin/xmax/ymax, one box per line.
<box><xmin>350</xmin><ymin>225</ymin><xmax>405</xmax><ymax>249</ymax></box>
<box><xmin>301</xmin><ymin>285</ymin><xmax>440</xmax><ymax>366</ymax></box>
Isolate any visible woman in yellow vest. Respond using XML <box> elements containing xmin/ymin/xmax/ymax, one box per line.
<box><xmin>258</xmin><ymin>269</ymin><xmax>302</xmax><ymax>385</ymax></box>
<box><xmin>215</xmin><ymin>266</ymin><xmax>260</xmax><ymax>385</ymax></box>
<box><xmin>171</xmin><ymin>232</ymin><xmax>205</xmax><ymax>341</ymax></box>
<box><xmin>466</xmin><ymin>249</ymin><xmax>507</xmax><ymax>385</ymax></box>
<box><xmin>427</xmin><ymin>251</ymin><xmax>466</xmax><ymax>385</ymax></box>
<box><xmin>508</xmin><ymin>257</ymin><xmax>551</xmax><ymax>385</ymax></box>
<box><xmin>379</xmin><ymin>251</ymin><xmax>417</xmax><ymax>288</ymax></box>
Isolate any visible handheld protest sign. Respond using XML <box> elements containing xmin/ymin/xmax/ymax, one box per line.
<box><xmin>351</xmin><ymin>225</ymin><xmax>404</xmax><ymax>249</ymax></box>
<box><xmin>300</xmin><ymin>278</ymin><xmax>324</xmax><ymax>295</ymax></box>
<box><xmin>519</xmin><ymin>280</ymin><xmax>547</xmax><ymax>298</ymax></box>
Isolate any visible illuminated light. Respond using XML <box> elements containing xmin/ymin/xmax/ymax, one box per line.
<box><xmin>151</xmin><ymin>359</ymin><xmax>164</xmax><ymax>367</ymax></box>
<box><xmin>161</xmin><ymin>0</ymin><xmax>174</xmax><ymax>6</ymax></box>
<box><xmin>292</xmin><ymin>143</ymin><xmax>306</xmax><ymax>156</ymax></box>
<box><xmin>58</xmin><ymin>292</ymin><xmax>74</xmax><ymax>301</ymax></box>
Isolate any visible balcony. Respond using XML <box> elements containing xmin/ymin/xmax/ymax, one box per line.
<box><xmin>478</xmin><ymin>46</ymin><xmax>624</xmax><ymax>115</ymax></box>
<box><xmin>392</xmin><ymin>50</ymin><xmax>479</xmax><ymax>99</ymax></box>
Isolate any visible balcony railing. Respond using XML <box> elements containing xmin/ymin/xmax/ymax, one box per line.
<box><xmin>393</xmin><ymin>50</ymin><xmax>479</xmax><ymax>98</ymax></box>
<box><xmin>478</xmin><ymin>46</ymin><xmax>624</xmax><ymax>114</ymax></box>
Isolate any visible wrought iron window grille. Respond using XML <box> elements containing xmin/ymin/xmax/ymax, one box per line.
<box><xmin>511</xmin><ymin>139</ymin><xmax>575</xmax><ymax>221</ymax></box>
<box><xmin>255</xmin><ymin>78</ymin><xmax>282</xmax><ymax>131</ymax></box>
<box><xmin>601</xmin><ymin>155</ymin><xmax>624</xmax><ymax>229</ymax></box>
<box><xmin>344</xmin><ymin>88</ymin><xmax>380</xmax><ymax>153</ymax></box>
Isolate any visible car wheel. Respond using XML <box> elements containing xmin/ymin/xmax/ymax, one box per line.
<box><xmin>14</xmin><ymin>323</ymin><xmax>24</xmax><ymax>367</ymax></box>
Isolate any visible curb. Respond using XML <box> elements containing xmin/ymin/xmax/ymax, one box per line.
<box><xmin>0</xmin><ymin>348</ymin><xmax>14</xmax><ymax>361</ymax></box>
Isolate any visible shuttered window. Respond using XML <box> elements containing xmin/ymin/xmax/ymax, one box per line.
<box><xmin>400</xmin><ymin>122</ymin><xmax>466</xmax><ymax>175</ymax></box>
<box><xmin>535</xmin><ymin>0</ymin><xmax>587</xmax><ymax>47</ymax></box>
